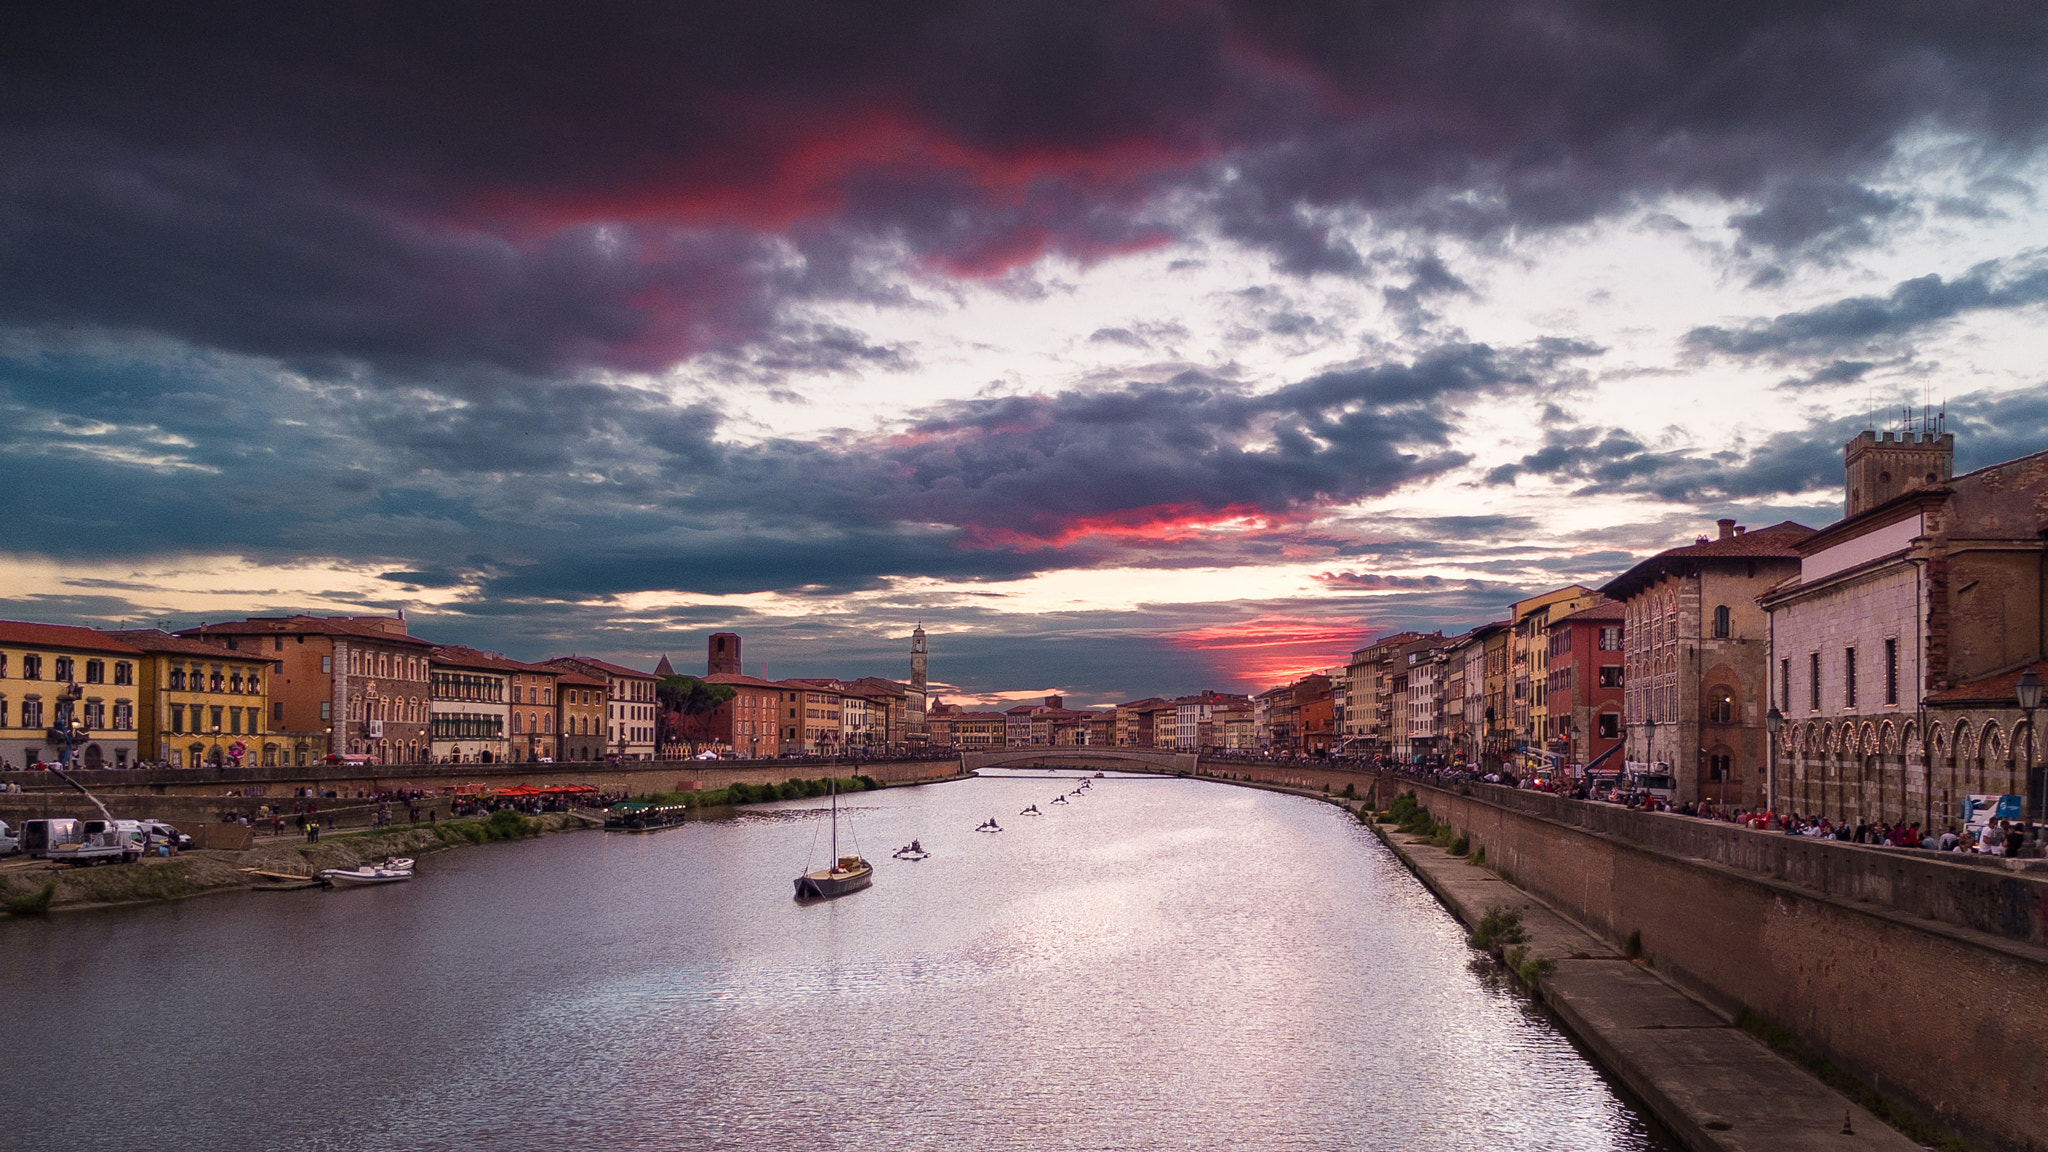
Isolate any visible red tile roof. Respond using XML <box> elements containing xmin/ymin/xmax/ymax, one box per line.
<box><xmin>180</xmin><ymin>615</ymin><xmax>432</xmax><ymax>647</ymax></box>
<box><xmin>1925</xmin><ymin>659</ymin><xmax>2048</xmax><ymax>706</ymax></box>
<box><xmin>705</xmin><ymin>673</ymin><xmax>784</xmax><ymax>690</ymax></box>
<box><xmin>1554</xmin><ymin>601</ymin><xmax>1626</xmax><ymax>625</ymax></box>
<box><xmin>1601</xmin><ymin>521</ymin><xmax>1814</xmax><ymax>601</ymax></box>
<box><xmin>0</xmin><ymin>620</ymin><xmax>143</xmax><ymax>654</ymax></box>
<box><xmin>429</xmin><ymin>645</ymin><xmax>530</xmax><ymax>673</ymax></box>
<box><xmin>539</xmin><ymin>655</ymin><xmax>655</xmax><ymax>680</ymax></box>
<box><xmin>99</xmin><ymin>628</ymin><xmax>253</xmax><ymax>660</ymax></box>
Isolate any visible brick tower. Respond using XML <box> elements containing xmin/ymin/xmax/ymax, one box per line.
<box><xmin>708</xmin><ymin>632</ymin><xmax>741</xmax><ymax>677</ymax></box>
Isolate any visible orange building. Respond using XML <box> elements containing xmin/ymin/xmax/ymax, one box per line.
<box><xmin>705</xmin><ymin>673</ymin><xmax>785</xmax><ymax>759</ymax></box>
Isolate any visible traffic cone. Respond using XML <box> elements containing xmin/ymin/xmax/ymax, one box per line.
<box><xmin>1840</xmin><ymin>1110</ymin><xmax>1854</xmax><ymax>1135</ymax></box>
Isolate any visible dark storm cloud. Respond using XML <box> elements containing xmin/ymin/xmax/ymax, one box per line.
<box><xmin>1485</xmin><ymin>385</ymin><xmax>2048</xmax><ymax>504</ymax></box>
<box><xmin>1728</xmin><ymin>179</ymin><xmax>1905</xmax><ymax>259</ymax></box>
<box><xmin>1684</xmin><ymin>253</ymin><xmax>2048</xmax><ymax>361</ymax></box>
<box><xmin>0</xmin><ymin>334</ymin><xmax>1584</xmax><ymax>597</ymax></box>
<box><xmin>2</xmin><ymin>1</ymin><xmax>2043</xmax><ymax>376</ymax></box>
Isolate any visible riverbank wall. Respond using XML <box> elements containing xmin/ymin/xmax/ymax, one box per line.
<box><xmin>0</xmin><ymin>757</ymin><xmax>968</xmax><ymax>830</ymax></box>
<box><xmin>1395</xmin><ymin>778</ymin><xmax>2047</xmax><ymax>1152</ymax></box>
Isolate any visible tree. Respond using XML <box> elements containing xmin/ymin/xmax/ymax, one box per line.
<box><xmin>657</xmin><ymin>675</ymin><xmax>737</xmax><ymax>752</ymax></box>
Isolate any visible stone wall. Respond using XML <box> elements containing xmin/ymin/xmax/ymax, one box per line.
<box><xmin>0</xmin><ymin>757</ymin><xmax>967</xmax><ymax>827</ymax></box>
<box><xmin>1404</xmin><ymin>778</ymin><xmax>2048</xmax><ymax>1152</ymax></box>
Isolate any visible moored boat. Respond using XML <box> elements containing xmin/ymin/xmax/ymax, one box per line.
<box><xmin>605</xmin><ymin>802</ymin><xmax>689</xmax><ymax>831</ymax></box>
<box><xmin>318</xmin><ymin>863</ymin><xmax>413</xmax><ymax>886</ymax></box>
<box><xmin>794</xmin><ymin>777</ymin><xmax>871</xmax><ymax>899</ymax></box>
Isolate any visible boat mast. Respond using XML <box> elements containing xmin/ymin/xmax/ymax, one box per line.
<box><xmin>830</xmin><ymin>772</ymin><xmax>838</xmax><ymax>864</ymax></box>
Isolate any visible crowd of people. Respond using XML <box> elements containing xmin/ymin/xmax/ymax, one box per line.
<box><xmin>1372</xmin><ymin>759</ymin><xmax>2045</xmax><ymax>859</ymax></box>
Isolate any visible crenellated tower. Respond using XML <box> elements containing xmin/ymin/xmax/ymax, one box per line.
<box><xmin>1845</xmin><ymin>428</ymin><xmax>1952</xmax><ymax>517</ymax></box>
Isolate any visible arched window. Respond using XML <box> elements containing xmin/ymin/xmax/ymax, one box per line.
<box><xmin>511</xmin><ymin>712</ymin><xmax>523</xmax><ymax>734</ymax></box>
<box><xmin>541</xmin><ymin>713</ymin><xmax>552</xmax><ymax>733</ymax></box>
<box><xmin>1708</xmin><ymin>685</ymin><xmax>1735</xmax><ymax>725</ymax></box>
<box><xmin>1712</xmin><ymin>605</ymin><xmax>1730</xmax><ymax>638</ymax></box>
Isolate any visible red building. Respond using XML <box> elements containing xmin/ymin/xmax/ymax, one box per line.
<box><xmin>1546</xmin><ymin>601</ymin><xmax>1626</xmax><ymax>775</ymax></box>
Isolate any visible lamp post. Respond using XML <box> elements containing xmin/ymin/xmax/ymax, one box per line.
<box><xmin>1766</xmin><ymin>706</ymin><xmax>1783</xmax><ymax>817</ymax></box>
<box><xmin>2018</xmin><ymin>670</ymin><xmax>2042</xmax><ymax>822</ymax></box>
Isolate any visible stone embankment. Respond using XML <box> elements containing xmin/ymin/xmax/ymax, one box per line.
<box><xmin>0</xmin><ymin>812</ymin><xmax>591</xmax><ymax>913</ymax></box>
<box><xmin>1367</xmin><ymin>816</ymin><xmax>1923</xmax><ymax>1152</ymax></box>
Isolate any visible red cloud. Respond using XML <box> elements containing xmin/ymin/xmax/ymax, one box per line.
<box><xmin>1168</xmin><ymin>613</ymin><xmax>1368</xmax><ymax>689</ymax></box>
<box><xmin>958</xmin><ymin>501</ymin><xmax>1304</xmax><ymax>551</ymax></box>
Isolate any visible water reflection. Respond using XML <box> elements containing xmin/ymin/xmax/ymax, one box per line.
<box><xmin>1</xmin><ymin>773</ymin><xmax>1674</xmax><ymax>1151</ymax></box>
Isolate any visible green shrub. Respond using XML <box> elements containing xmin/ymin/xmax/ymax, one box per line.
<box><xmin>1624</xmin><ymin>929</ymin><xmax>1643</xmax><ymax>959</ymax></box>
<box><xmin>1341</xmin><ymin>782</ymin><xmax>1356</xmax><ymax>799</ymax></box>
<box><xmin>483</xmin><ymin>807</ymin><xmax>542</xmax><ymax>840</ymax></box>
<box><xmin>3</xmin><ymin>879</ymin><xmax>56</xmax><ymax>915</ymax></box>
<box><xmin>1516</xmin><ymin>951</ymin><xmax>1555</xmax><ymax>984</ymax></box>
<box><xmin>1468</xmin><ymin>845</ymin><xmax>1486</xmax><ymax>865</ymax></box>
<box><xmin>1450</xmin><ymin>835</ymin><xmax>1470</xmax><ymax>856</ymax></box>
<box><xmin>1468</xmin><ymin>906</ymin><xmax>1527</xmax><ymax>953</ymax></box>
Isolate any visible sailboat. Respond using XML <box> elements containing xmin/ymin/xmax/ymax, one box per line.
<box><xmin>794</xmin><ymin>777</ymin><xmax>873</xmax><ymax>899</ymax></box>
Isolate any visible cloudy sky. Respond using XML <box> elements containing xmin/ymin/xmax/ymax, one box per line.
<box><xmin>4</xmin><ymin>2</ymin><xmax>2046</xmax><ymax>707</ymax></box>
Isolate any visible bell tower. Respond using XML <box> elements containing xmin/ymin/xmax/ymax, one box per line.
<box><xmin>910</xmin><ymin>625</ymin><xmax>927</xmax><ymax>694</ymax></box>
<box><xmin>1845</xmin><ymin>428</ymin><xmax>1953</xmax><ymax>517</ymax></box>
<box><xmin>708</xmin><ymin>632</ymin><xmax>741</xmax><ymax>677</ymax></box>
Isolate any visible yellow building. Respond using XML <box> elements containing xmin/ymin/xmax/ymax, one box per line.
<box><xmin>0</xmin><ymin>621</ymin><xmax>145</xmax><ymax>769</ymax></box>
<box><xmin>103</xmin><ymin>629</ymin><xmax>278</xmax><ymax>767</ymax></box>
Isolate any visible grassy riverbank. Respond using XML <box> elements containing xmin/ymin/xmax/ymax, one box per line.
<box><xmin>0</xmin><ymin>809</ymin><xmax>581</xmax><ymax>914</ymax></box>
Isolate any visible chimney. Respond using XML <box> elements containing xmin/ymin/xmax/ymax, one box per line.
<box><xmin>1733</xmin><ymin>525</ymin><xmax>1746</xmax><ymax>536</ymax></box>
<box><xmin>1717</xmin><ymin>518</ymin><xmax>1736</xmax><ymax>540</ymax></box>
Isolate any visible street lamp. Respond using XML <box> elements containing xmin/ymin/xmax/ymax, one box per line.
<box><xmin>1765</xmin><ymin>706</ymin><xmax>1783</xmax><ymax>817</ymax></box>
<box><xmin>2018</xmin><ymin>670</ymin><xmax>2042</xmax><ymax>822</ymax></box>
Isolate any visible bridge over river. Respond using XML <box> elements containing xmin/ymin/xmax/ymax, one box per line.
<box><xmin>959</xmin><ymin>748</ymin><xmax>1199</xmax><ymax>773</ymax></box>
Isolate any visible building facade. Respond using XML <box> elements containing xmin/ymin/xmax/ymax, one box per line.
<box><xmin>543</xmin><ymin>657</ymin><xmax>658</xmax><ymax>759</ymax></box>
<box><xmin>555</xmin><ymin>671</ymin><xmax>609</xmax><ymax>761</ymax></box>
<box><xmin>703</xmin><ymin>673</ymin><xmax>785</xmax><ymax>759</ymax></box>
<box><xmin>103</xmin><ymin>629</ymin><xmax>275</xmax><ymax>767</ymax></box>
<box><xmin>429</xmin><ymin>646</ymin><xmax>521</xmax><ymax>764</ymax></box>
<box><xmin>1604</xmin><ymin>519</ymin><xmax>1811</xmax><ymax>805</ymax></box>
<box><xmin>182</xmin><ymin>615</ymin><xmax>432</xmax><ymax>765</ymax></box>
<box><xmin>507</xmin><ymin>663</ymin><xmax>559</xmax><ymax>763</ymax></box>
<box><xmin>1761</xmin><ymin>433</ymin><xmax>2047</xmax><ymax>826</ymax></box>
<box><xmin>0</xmin><ymin>622</ymin><xmax>142</xmax><ymax>769</ymax></box>
<box><xmin>1543</xmin><ymin>603</ymin><xmax>1626</xmax><ymax>777</ymax></box>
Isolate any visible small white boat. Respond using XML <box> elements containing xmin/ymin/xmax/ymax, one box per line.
<box><xmin>319</xmin><ymin>863</ymin><xmax>414</xmax><ymax>886</ymax></box>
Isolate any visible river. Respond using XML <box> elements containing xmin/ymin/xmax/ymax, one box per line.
<box><xmin>0</xmin><ymin>772</ymin><xmax>1675</xmax><ymax>1151</ymax></box>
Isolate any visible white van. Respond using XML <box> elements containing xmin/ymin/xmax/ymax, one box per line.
<box><xmin>134</xmin><ymin>819</ymin><xmax>192</xmax><ymax>850</ymax></box>
<box><xmin>0</xmin><ymin>820</ymin><xmax>17</xmax><ymax>856</ymax></box>
<box><xmin>1630</xmin><ymin>771</ymin><xmax>1678</xmax><ymax>803</ymax></box>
